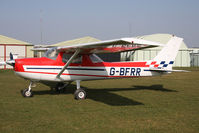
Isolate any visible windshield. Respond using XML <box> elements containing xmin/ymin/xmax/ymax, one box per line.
<box><xmin>44</xmin><ymin>48</ymin><xmax>59</xmax><ymax>60</ymax></box>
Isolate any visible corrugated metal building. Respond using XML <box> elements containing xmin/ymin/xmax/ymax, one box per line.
<box><xmin>189</xmin><ymin>48</ymin><xmax>199</xmax><ymax>67</ymax></box>
<box><xmin>0</xmin><ymin>35</ymin><xmax>33</xmax><ymax>69</ymax></box>
<box><xmin>121</xmin><ymin>34</ymin><xmax>191</xmax><ymax>67</ymax></box>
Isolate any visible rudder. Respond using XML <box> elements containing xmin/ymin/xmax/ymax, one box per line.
<box><xmin>153</xmin><ymin>36</ymin><xmax>183</xmax><ymax>70</ymax></box>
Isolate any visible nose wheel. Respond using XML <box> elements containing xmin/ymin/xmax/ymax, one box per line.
<box><xmin>21</xmin><ymin>81</ymin><xmax>34</xmax><ymax>97</ymax></box>
<box><xmin>22</xmin><ymin>88</ymin><xmax>33</xmax><ymax>97</ymax></box>
<box><xmin>74</xmin><ymin>80</ymin><xmax>86</xmax><ymax>100</ymax></box>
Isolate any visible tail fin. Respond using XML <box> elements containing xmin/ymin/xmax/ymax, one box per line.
<box><xmin>153</xmin><ymin>36</ymin><xmax>183</xmax><ymax>70</ymax></box>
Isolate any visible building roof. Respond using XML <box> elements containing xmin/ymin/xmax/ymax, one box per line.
<box><xmin>0</xmin><ymin>35</ymin><xmax>32</xmax><ymax>45</ymax></box>
<box><xmin>51</xmin><ymin>36</ymin><xmax>100</xmax><ymax>47</ymax></box>
<box><xmin>136</xmin><ymin>33</ymin><xmax>188</xmax><ymax>50</ymax></box>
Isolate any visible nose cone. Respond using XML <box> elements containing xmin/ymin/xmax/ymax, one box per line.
<box><xmin>14</xmin><ymin>57</ymin><xmax>58</xmax><ymax>72</ymax></box>
<box><xmin>14</xmin><ymin>58</ymin><xmax>44</xmax><ymax>72</ymax></box>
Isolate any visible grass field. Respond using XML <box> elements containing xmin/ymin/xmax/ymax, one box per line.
<box><xmin>0</xmin><ymin>68</ymin><xmax>199</xmax><ymax>133</ymax></box>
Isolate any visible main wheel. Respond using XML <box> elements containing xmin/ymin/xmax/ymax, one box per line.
<box><xmin>74</xmin><ymin>89</ymin><xmax>86</xmax><ymax>100</ymax></box>
<box><xmin>22</xmin><ymin>88</ymin><xmax>33</xmax><ymax>97</ymax></box>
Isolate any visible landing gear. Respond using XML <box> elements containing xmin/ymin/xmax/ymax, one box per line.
<box><xmin>74</xmin><ymin>80</ymin><xmax>86</xmax><ymax>100</ymax></box>
<box><xmin>22</xmin><ymin>81</ymin><xmax>34</xmax><ymax>97</ymax></box>
<box><xmin>74</xmin><ymin>89</ymin><xmax>86</xmax><ymax>100</ymax></box>
<box><xmin>22</xmin><ymin>88</ymin><xmax>33</xmax><ymax>97</ymax></box>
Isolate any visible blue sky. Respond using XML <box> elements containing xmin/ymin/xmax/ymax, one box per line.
<box><xmin>0</xmin><ymin>0</ymin><xmax>199</xmax><ymax>47</ymax></box>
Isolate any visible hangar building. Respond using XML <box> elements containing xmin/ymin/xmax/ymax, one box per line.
<box><xmin>121</xmin><ymin>34</ymin><xmax>191</xmax><ymax>67</ymax></box>
<box><xmin>0</xmin><ymin>35</ymin><xmax>33</xmax><ymax>69</ymax></box>
<box><xmin>189</xmin><ymin>48</ymin><xmax>199</xmax><ymax>67</ymax></box>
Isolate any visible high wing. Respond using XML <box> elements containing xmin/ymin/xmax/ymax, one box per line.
<box><xmin>56</xmin><ymin>37</ymin><xmax>164</xmax><ymax>54</ymax></box>
<box><xmin>32</xmin><ymin>37</ymin><xmax>165</xmax><ymax>54</ymax></box>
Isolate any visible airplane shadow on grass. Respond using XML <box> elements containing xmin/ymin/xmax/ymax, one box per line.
<box><xmin>33</xmin><ymin>84</ymin><xmax>177</xmax><ymax>106</ymax></box>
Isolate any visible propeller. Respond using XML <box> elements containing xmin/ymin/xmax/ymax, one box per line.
<box><xmin>0</xmin><ymin>52</ymin><xmax>15</xmax><ymax>67</ymax></box>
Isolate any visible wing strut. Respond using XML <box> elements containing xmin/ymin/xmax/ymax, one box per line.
<box><xmin>56</xmin><ymin>49</ymin><xmax>80</xmax><ymax>78</ymax></box>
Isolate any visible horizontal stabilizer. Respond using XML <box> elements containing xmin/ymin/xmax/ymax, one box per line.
<box><xmin>147</xmin><ymin>68</ymin><xmax>189</xmax><ymax>73</ymax></box>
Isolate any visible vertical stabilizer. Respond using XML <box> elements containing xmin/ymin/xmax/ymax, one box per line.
<box><xmin>153</xmin><ymin>36</ymin><xmax>183</xmax><ymax>70</ymax></box>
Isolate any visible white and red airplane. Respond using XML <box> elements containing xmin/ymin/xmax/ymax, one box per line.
<box><xmin>0</xmin><ymin>36</ymin><xmax>183</xmax><ymax>100</ymax></box>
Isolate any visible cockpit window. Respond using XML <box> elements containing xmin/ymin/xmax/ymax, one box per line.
<box><xmin>62</xmin><ymin>53</ymin><xmax>82</xmax><ymax>64</ymax></box>
<box><xmin>89</xmin><ymin>54</ymin><xmax>103</xmax><ymax>63</ymax></box>
<box><xmin>44</xmin><ymin>48</ymin><xmax>59</xmax><ymax>60</ymax></box>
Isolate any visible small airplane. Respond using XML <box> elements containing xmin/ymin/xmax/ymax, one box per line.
<box><xmin>0</xmin><ymin>36</ymin><xmax>184</xmax><ymax>100</ymax></box>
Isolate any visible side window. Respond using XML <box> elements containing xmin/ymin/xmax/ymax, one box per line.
<box><xmin>62</xmin><ymin>53</ymin><xmax>82</xmax><ymax>64</ymax></box>
<box><xmin>72</xmin><ymin>55</ymin><xmax>82</xmax><ymax>64</ymax></box>
<box><xmin>62</xmin><ymin>53</ymin><xmax>71</xmax><ymax>63</ymax></box>
<box><xmin>89</xmin><ymin>54</ymin><xmax>103</xmax><ymax>63</ymax></box>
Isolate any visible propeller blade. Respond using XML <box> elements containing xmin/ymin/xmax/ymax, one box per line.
<box><xmin>0</xmin><ymin>53</ymin><xmax>15</xmax><ymax>67</ymax></box>
<box><xmin>10</xmin><ymin>52</ymin><xmax>13</xmax><ymax>60</ymax></box>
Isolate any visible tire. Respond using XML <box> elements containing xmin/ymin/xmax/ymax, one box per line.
<box><xmin>74</xmin><ymin>89</ymin><xmax>86</xmax><ymax>100</ymax></box>
<box><xmin>22</xmin><ymin>88</ymin><xmax>33</xmax><ymax>97</ymax></box>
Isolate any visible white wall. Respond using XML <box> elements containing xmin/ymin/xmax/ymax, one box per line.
<box><xmin>0</xmin><ymin>46</ymin><xmax>4</xmax><ymax>69</ymax></box>
<box><xmin>6</xmin><ymin>46</ymin><xmax>25</xmax><ymax>57</ymax></box>
<box><xmin>0</xmin><ymin>45</ymin><xmax>26</xmax><ymax>69</ymax></box>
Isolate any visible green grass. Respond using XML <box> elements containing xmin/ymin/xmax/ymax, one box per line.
<box><xmin>0</xmin><ymin>68</ymin><xmax>199</xmax><ymax>133</ymax></box>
